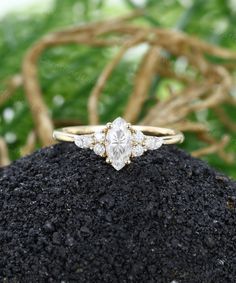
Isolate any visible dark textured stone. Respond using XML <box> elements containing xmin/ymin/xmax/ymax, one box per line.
<box><xmin>0</xmin><ymin>142</ymin><xmax>235</xmax><ymax>283</ymax></box>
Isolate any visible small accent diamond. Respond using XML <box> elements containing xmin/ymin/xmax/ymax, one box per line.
<box><xmin>75</xmin><ymin>135</ymin><xmax>94</xmax><ymax>149</ymax></box>
<box><xmin>145</xmin><ymin>136</ymin><xmax>163</xmax><ymax>150</ymax></box>
<box><xmin>94</xmin><ymin>131</ymin><xmax>105</xmax><ymax>143</ymax></box>
<box><xmin>82</xmin><ymin>135</ymin><xmax>94</xmax><ymax>148</ymax></box>
<box><xmin>74</xmin><ymin>137</ymin><xmax>83</xmax><ymax>148</ymax></box>
<box><xmin>94</xmin><ymin>144</ymin><xmax>106</xmax><ymax>156</ymax></box>
<box><xmin>132</xmin><ymin>145</ymin><xmax>144</xmax><ymax>157</ymax></box>
<box><xmin>133</xmin><ymin>130</ymin><xmax>144</xmax><ymax>144</ymax></box>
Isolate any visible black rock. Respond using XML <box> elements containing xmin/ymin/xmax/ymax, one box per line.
<box><xmin>0</xmin><ymin>143</ymin><xmax>235</xmax><ymax>283</ymax></box>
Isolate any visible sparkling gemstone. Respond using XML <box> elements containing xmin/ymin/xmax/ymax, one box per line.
<box><xmin>82</xmin><ymin>135</ymin><xmax>94</xmax><ymax>148</ymax></box>
<box><xmin>74</xmin><ymin>135</ymin><xmax>94</xmax><ymax>149</ymax></box>
<box><xmin>105</xmin><ymin>117</ymin><xmax>132</xmax><ymax>170</ymax></box>
<box><xmin>133</xmin><ymin>130</ymin><xmax>144</xmax><ymax>144</ymax></box>
<box><xmin>145</xmin><ymin>136</ymin><xmax>163</xmax><ymax>150</ymax></box>
<box><xmin>74</xmin><ymin>136</ymin><xmax>83</xmax><ymax>148</ymax></box>
<box><xmin>94</xmin><ymin>131</ymin><xmax>105</xmax><ymax>143</ymax></box>
<box><xmin>132</xmin><ymin>145</ymin><xmax>144</xmax><ymax>157</ymax></box>
<box><xmin>94</xmin><ymin>144</ymin><xmax>105</xmax><ymax>156</ymax></box>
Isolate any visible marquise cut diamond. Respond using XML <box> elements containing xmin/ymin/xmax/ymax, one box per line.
<box><xmin>105</xmin><ymin>117</ymin><xmax>132</xmax><ymax>170</ymax></box>
<box><xmin>74</xmin><ymin>117</ymin><xmax>164</xmax><ymax>170</ymax></box>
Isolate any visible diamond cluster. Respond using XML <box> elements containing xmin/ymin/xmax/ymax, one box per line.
<box><xmin>75</xmin><ymin>132</ymin><xmax>106</xmax><ymax>156</ymax></box>
<box><xmin>74</xmin><ymin>117</ymin><xmax>163</xmax><ymax>170</ymax></box>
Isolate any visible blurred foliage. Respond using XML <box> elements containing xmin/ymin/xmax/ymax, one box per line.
<box><xmin>0</xmin><ymin>0</ymin><xmax>236</xmax><ymax>177</ymax></box>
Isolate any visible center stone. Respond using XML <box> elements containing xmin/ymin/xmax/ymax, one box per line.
<box><xmin>105</xmin><ymin>117</ymin><xmax>132</xmax><ymax>171</ymax></box>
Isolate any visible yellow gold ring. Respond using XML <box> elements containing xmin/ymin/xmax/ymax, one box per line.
<box><xmin>53</xmin><ymin>117</ymin><xmax>184</xmax><ymax>170</ymax></box>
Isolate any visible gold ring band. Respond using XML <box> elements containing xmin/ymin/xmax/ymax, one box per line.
<box><xmin>53</xmin><ymin>125</ymin><xmax>184</xmax><ymax>145</ymax></box>
<box><xmin>53</xmin><ymin>117</ymin><xmax>184</xmax><ymax>170</ymax></box>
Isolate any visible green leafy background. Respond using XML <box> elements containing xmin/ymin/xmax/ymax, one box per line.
<box><xmin>0</xmin><ymin>0</ymin><xmax>236</xmax><ymax>178</ymax></box>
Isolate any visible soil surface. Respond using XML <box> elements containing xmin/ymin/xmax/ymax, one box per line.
<box><xmin>0</xmin><ymin>143</ymin><xmax>235</xmax><ymax>283</ymax></box>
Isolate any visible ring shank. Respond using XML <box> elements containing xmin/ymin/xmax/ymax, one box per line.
<box><xmin>53</xmin><ymin>125</ymin><xmax>184</xmax><ymax>145</ymax></box>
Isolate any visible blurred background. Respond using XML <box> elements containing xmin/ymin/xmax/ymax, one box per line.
<box><xmin>0</xmin><ymin>0</ymin><xmax>236</xmax><ymax>177</ymax></box>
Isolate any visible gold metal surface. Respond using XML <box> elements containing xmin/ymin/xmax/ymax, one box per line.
<box><xmin>53</xmin><ymin>125</ymin><xmax>184</xmax><ymax>145</ymax></box>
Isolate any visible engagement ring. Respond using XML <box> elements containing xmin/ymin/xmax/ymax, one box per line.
<box><xmin>53</xmin><ymin>117</ymin><xmax>184</xmax><ymax>170</ymax></box>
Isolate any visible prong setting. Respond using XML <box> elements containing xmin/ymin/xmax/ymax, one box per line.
<box><xmin>74</xmin><ymin>117</ymin><xmax>163</xmax><ymax>171</ymax></box>
<box><xmin>106</xmin><ymin>122</ymin><xmax>112</xmax><ymax>129</ymax></box>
